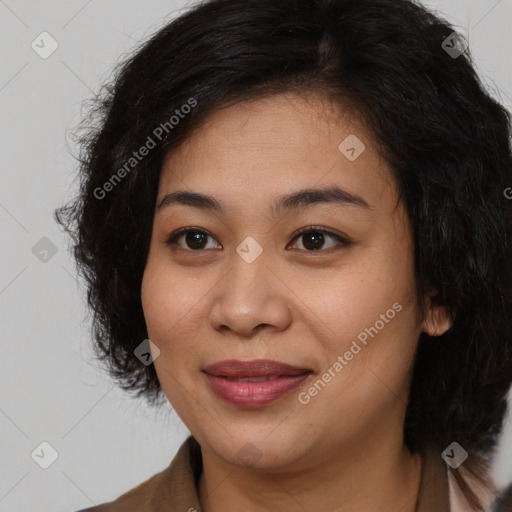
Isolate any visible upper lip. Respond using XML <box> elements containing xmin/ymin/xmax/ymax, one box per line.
<box><xmin>203</xmin><ymin>359</ymin><xmax>311</xmax><ymax>378</ymax></box>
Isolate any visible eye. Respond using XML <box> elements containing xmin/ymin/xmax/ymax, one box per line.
<box><xmin>164</xmin><ymin>226</ymin><xmax>351</xmax><ymax>252</ymax></box>
<box><xmin>165</xmin><ymin>228</ymin><xmax>221</xmax><ymax>251</ymax></box>
<box><xmin>288</xmin><ymin>227</ymin><xmax>351</xmax><ymax>252</ymax></box>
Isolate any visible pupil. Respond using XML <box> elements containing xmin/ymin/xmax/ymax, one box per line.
<box><xmin>186</xmin><ymin>232</ymin><xmax>206</xmax><ymax>250</ymax></box>
<box><xmin>183</xmin><ymin>232</ymin><xmax>325</xmax><ymax>251</ymax></box>
<box><xmin>304</xmin><ymin>232</ymin><xmax>324</xmax><ymax>250</ymax></box>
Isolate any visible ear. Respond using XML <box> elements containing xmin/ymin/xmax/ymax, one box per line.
<box><xmin>421</xmin><ymin>291</ymin><xmax>453</xmax><ymax>337</ymax></box>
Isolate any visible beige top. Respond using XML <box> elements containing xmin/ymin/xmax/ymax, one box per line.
<box><xmin>76</xmin><ymin>436</ymin><xmax>451</xmax><ymax>512</ymax></box>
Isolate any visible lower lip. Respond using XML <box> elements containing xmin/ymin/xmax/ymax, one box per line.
<box><xmin>204</xmin><ymin>372</ymin><xmax>311</xmax><ymax>408</ymax></box>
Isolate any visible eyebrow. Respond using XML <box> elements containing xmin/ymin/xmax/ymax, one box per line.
<box><xmin>156</xmin><ymin>185</ymin><xmax>372</xmax><ymax>217</ymax></box>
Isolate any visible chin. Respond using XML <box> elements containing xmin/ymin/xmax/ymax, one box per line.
<box><xmin>200</xmin><ymin>428</ymin><xmax>309</xmax><ymax>470</ymax></box>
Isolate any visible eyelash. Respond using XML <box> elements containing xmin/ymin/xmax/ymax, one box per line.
<box><xmin>164</xmin><ymin>226</ymin><xmax>351</xmax><ymax>253</ymax></box>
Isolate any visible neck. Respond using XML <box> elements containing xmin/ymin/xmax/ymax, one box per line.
<box><xmin>198</xmin><ymin>435</ymin><xmax>422</xmax><ymax>512</ymax></box>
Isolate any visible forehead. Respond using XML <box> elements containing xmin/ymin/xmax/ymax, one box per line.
<box><xmin>158</xmin><ymin>92</ymin><xmax>397</xmax><ymax>214</ymax></box>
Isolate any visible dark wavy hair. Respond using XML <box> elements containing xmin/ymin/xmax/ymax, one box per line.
<box><xmin>55</xmin><ymin>0</ymin><xmax>512</xmax><ymax>508</ymax></box>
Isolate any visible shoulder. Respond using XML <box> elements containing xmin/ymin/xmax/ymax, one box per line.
<box><xmin>448</xmin><ymin>474</ymin><xmax>512</xmax><ymax>512</ymax></box>
<box><xmin>73</xmin><ymin>469</ymin><xmax>165</xmax><ymax>512</ymax></box>
<box><xmin>73</xmin><ymin>436</ymin><xmax>201</xmax><ymax>512</ymax></box>
<box><xmin>489</xmin><ymin>481</ymin><xmax>512</xmax><ymax>512</ymax></box>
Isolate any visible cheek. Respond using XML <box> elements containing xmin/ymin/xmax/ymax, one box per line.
<box><xmin>305</xmin><ymin>250</ymin><xmax>416</xmax><ymax>352</ymax></box>
<box><xmin>141</xmin><ymin>257</ymin><xmax>208</xmax><ymax>367</ymax></box>
<box><xmin>141</xmin><ymin>266</ymin><xmax>171</xmax><ymax>339</ymax></box>
<box><xmin>142</xmin><ymin>245</ymin><xmax>184</xmax><ymax>330</ymax></box>
<box><xmin>141</xmin><ymin>263</ymin><xmax>201</xmax><ymax>413</ymax></box>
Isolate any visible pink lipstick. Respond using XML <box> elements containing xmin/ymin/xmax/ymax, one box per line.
<box><xmin>203</xmin><ymin>359</ymin><xmax>312</xmax><ymax>408</ymax></box>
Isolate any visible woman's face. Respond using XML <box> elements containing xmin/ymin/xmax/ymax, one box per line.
<box><xmin>141</xmin><ymin>92</ymin><xmax>429</xmax><ymax>470</ymax></box>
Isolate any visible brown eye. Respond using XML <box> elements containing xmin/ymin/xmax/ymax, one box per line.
<box><xmin>165</xmin><ymin>226</ymin><xmax>350</xmax><ymax>253</ymax></box>
<box><xmin>165</xmin><ymin>229</ymin><xmax>221</xmax><ymax>251</ymax></box>
<box><xmin>289</xmin><ymin>228</ymin><xmax>351</xmax><ymax>252</ymax></box>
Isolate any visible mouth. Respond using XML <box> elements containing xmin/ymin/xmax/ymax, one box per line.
<box><xmin>220</xmin><ymin>375</ymin><xmax>288</xmax><ymax>382</ymax></box>
<box><xmin>202</xmin><ymin>359</ymin><xmax>313</xmax><ymax>408</ymax></box>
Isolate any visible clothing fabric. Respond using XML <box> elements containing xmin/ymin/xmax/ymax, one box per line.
<box><xmin>76</xmin><ymin>435</ymin><xmax>451</xmax><ymax>512</ymax></box>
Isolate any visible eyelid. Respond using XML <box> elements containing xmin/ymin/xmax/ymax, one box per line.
<box><xmin>289</xmin><ymin>226</ymin><xmax>352</xmax><ymax>249</ymax></box>
<box><xmin>165</xmin><ymin>227</ymin><xmax>221</xmax><ymax>250</ymax></box>
<box><xmin>164</xmin><ymin>226</ymin><xmax>351</xmax><ymax>251</ymax></box>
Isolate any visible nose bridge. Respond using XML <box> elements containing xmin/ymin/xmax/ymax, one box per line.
<box><xmin>209</xmin><ymin>242</ymin><xmax>291</xmax><ymax>336</ymax></box>
<box><xmin>226</xmin><ymin>241</ymin><xmax>271</xmax><ymax>305</ymax></box>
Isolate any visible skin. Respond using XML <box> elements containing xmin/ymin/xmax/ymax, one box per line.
<box><xmin>141</xmin><ymin>91</ymin><xmax>452</xmax><ymax>512</ymax></box>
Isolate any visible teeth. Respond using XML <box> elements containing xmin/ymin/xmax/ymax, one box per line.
<box><xmin>226</xmin><ymin>375</ymin><xmax>281</xmax><ymax>382</ymax></box>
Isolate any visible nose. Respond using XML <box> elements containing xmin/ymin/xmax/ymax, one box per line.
<box><xmin>208</xmin><ymin>250</ymin><xmax>293</xmax><ymax>339</ymax></box>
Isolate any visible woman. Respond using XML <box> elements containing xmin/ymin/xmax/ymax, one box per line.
<box><xmin>56</xmin><ymin>0</ymin><xmax>512</xmax><ymax>510</ymax></box>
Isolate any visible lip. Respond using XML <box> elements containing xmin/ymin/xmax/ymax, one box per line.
<box><xmin>203</xmin><ymin>359</ymin><xmax>312</xmax><ymax>408</ymax></box>
<box><xmin>203</xmin><ymin>359</ymin><xmax>311</xmax><ymax>378</ymax></box>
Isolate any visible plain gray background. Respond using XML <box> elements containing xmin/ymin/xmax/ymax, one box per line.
<box><xmin>0</xmin><ymin>1</ymin><xmax>511</xmax><ymax>511</ymax></box>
